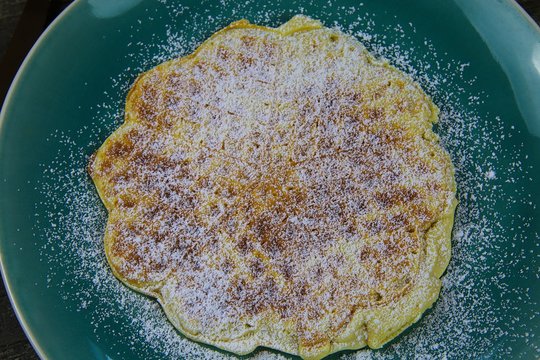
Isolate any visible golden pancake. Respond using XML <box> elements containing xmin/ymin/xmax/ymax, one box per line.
<box><xmin>88</xmin><ymin>15</ymin><xmax>457</xmax><ymax>360</ymax></box>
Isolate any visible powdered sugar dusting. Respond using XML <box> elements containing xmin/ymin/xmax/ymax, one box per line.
<box><xmin>87</xmin><ymin>15</ymin><xmax>456</xmax><ymax>355</ymax></box>
<box><xmin>36</xmin><ymin>1</ymin><xmax>538</xmax><ymax>359</ymax></box>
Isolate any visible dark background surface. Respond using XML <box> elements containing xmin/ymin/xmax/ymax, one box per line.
<box><xmin>0</xmin><ymin>0</ymin><xmax>539</xmax><ymax>359</ymax></box>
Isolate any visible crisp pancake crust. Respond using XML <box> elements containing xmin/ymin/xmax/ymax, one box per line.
<box><xmin>89</xmin><ymin>16</ymin><xmax>457</xmax><ymax>359</ymax></box>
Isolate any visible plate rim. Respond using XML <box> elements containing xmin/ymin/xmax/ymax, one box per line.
<box><xmin>0</xmin><ymin>1</ymin><xmax>82</xmax><ymax>358</ymax></box>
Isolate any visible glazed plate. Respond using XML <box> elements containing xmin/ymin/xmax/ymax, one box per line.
<box><xmin>0</xmin><ymin>0</ymin><xmax>539</xmax><ymax>359</ymax></box>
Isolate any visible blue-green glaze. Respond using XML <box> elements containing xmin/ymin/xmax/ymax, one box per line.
<box><xmin>0</xmin><ymin>1</ymin><xmax>538</xmax><ymax>359</ymax></box>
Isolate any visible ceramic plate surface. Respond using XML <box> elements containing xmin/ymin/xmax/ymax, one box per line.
<box><xmin>1</xmin><ymin>0</ymin><xmax>539</xmax><ymax>359</ymax></box>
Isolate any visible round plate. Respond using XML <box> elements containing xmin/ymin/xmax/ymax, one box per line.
<box><xmin>1</xmin><ymin>0</ymin><xmax>539</xmax><ymax>359</ymax></box>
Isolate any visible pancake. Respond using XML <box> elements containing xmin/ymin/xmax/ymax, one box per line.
<box><xmin>88</xmin><ymin>15</ymin><xmax>457</xmax><ymax>360</ymax></box>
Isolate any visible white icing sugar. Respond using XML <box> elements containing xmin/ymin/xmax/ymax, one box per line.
<box><xmin>37</xmin><ymin>1</ymin><xmax>538</xmax><ymax>359</ymax></box>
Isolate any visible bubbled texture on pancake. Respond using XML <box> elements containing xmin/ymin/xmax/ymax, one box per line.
<box><xmin>89</xmin><ymin>16</ymin><xmax>457</xmax><ymax>360</ymax></box>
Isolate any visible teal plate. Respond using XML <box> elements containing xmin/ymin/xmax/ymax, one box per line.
<box><xmin>1</xmin><ymin>0</ymin><xmax>539</xmax><ymax>359</ymax></box>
